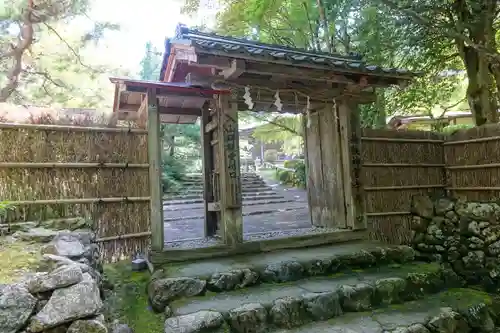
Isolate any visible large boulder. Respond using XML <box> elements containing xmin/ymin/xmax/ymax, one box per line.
<box><xmin>435</xmin><ymin>198</ymin><xmax>455</xmax><ymax>216</ymax></box>
<box><xmin>374</xmin><ymin>277</ymin><xmax>407</xmax><ymax>306</ymax></box>
<box><xmin>207</xmin><ymin>268</ymin><xmax>259</xmax><ymax>292</ymax></box>
<box><xmin>269</xmin><ymin>296</ymin><xmax>307</xmax><ymax>328</ymax></box>
<box><xmin>228</xmin><ymin>303</ymin><xmax>267</xmax><ymax>333</ymax></box>
<box><xmin>164</xmin><ymin>311</ymin><xmax>224</xmax><ymax>333</ymax></box>
<box><xmin>14</xmin><ymin>227</ymin><xmax>62</xmax><ymax>243</ymax></box>
<box><xmin>42</xmin><ymin>233</ymin><xmax>86</xmax><ymax>259</ymax></box>
<box><xmin>261</xmin><ymin>260</ymin><xmax>304</xmax><ymax>283</ymax></box>
<box><xmin>40</xmin><ymin>254</ymin><xmax>92</xmax><ymax>273</ymax></box>
<box><xmin>426</xmin><ymin>307</ymin><xmax>469</xmax><ymax>333</ymax></box>
<box><xmin>148</xmin><ymin>277</ymin><xmax>206</xmax><ymax>312</ymax></box>
<box><xmin>67</xmin><ymin>319</ymin><xmax>108</xmax><ymax>333</ymax></box>
<box><xmin>28</xmin><ymin>273</ymin><xmax>103</xmax><ymax>332</ymax></box>
<box><xmin>27</xmin><ymin>265</ymin><xmax>83</xmax><ymax>293</ymax></box>
<box><xmin>339</xmin><ymin>283</ymin><xmax>374</xmax><ymax>312</ymax></box>
<box><xmin>302</xmin><ymin>291</ymin><xmax>342</xmax><ymax>321</ymax></box>
<box><xmin>0</xmin><ymin>284</ymin><xmax>37</xmax><ymax>333</ymax></box>
<box><xmin>411</xmin><ymin>195</ymin><xmax>434</xmax><ymax>219</ymax></box>
<box><xmin>462</xmin><ymin>303</ymin><xmax>495</xmax><ymax>333</ymax></box>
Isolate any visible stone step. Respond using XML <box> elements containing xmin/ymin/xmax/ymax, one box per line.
<box><xmin>163</xmin><ymin>194</ymin><xmax>285</xmax><ymax>205</ymax></box>
<box><xmin>180</xmin><ymin>178</ymin><xmax>265</xmax><ymax>183</ymax></box>
<box><xmin>181</xmin><ymin>179</ymin><xmax>267</xmax><ymax>187</ymax></box>
<box><xmin>164</xmin><ymin>191</ymin><xmax>280</xmax><ymax>201</ymax></box>
<box><xmin>165</xmin><ymin>186</ymin><xmax>274</xmax><ymax>195</ymax></box>
<box><xmin>149</xmin><ymin>242</ymin><xmax>418</xmax><ymax>307</ymax></box>
<box><xmin>167</xmin><ymin>261</ymin><xmax>444</xmax><ymax>315</ymax></box>
<box><xmin>160</xmin><ymin>267</ymin><xmax>482</xmax><ymax>333</ymax></box>
<box><xmin>168</xmin><ymin>186</ymin><xmax>272</xmax><ymax>195</ymax></box>
<box><xmin>163</xmin><ymin>198</ymin><xmax>298</xmax><ymax>211</ymax></box>
<box><xmin>269</xmin><ymin>289</ymin><xmax>495</xmax><ymax>333</ymax></box>
<box><xmin>164</xmin><ymin>206</ymin><xmax>306</xmax><ymax>222</ymax></box>
<box><xmin>181</xmin><ymin>174</ymin><xmax>262</xmax><ymax>181</ymax></box>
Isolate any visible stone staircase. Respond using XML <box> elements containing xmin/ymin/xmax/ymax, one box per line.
<box><xmin>164</xmin><ymin>173</ymin><xmax>291</xmax><ymax>205</ymax></box>
<box><xmin>163</xmin><ymin>172</ymin><xmax>312</xmax><ymax>243</ymax></box>
<box><xmin>148</xmin><ymin>240</ymin><xmax>498</xmax><ymax>333</ymax></box>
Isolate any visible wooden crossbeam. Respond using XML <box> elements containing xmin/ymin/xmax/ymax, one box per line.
<box><xmin>118</xmin><ymin>103</ymin><xmax>202</xmax><ymax>116</ymax></box>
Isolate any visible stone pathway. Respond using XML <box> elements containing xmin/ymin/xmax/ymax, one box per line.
<box><xmin>163</xmin><ymin>172</ymin><xmax>314</xmax><ymax>246</ymax></box>
<box><xmin>150</xmin><ymin>241</ymin><xmax>496</xmax><ymax>333</ymax></box>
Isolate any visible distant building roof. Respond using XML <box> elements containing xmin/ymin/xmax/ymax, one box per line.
<box><xmin>386</xmin><ymin>111</ymin><xmax>474</xmax><ymax>128</ymax></box>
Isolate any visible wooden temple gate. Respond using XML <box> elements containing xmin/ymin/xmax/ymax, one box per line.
<box><xmin>111</xmin><ymin>24</ymin><xmax>418</xmax><ymax>263</ymax></box>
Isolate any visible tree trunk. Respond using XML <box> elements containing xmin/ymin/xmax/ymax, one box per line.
<box><xmin>374</xmin><ymin>91</ymin><xmax>387</xmax><ymax>128</ymax></box>
<box><xmin>455</xmin><ymin>0</ymin><xmax>499</xmax><ymax>125</ymax></box>
<box><xmin>460</xmin><ymin>45</ymin><xmax>492</xmax><ymax>126</ymax></box>
<box><xmin>169</xmin><ymin>135</ymin><xmax>175</xmax><ymax>157</ymax></box>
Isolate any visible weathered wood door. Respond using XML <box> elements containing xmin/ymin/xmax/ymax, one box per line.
<box><xmin>201</xmin><ymin>95</ymin><xmax>243</xmax><ymax>245</ymax></box>
<box><xmin>305</xmin><ymin>106</ymin><xmax>347</xmax><ymax>228</ymax></box>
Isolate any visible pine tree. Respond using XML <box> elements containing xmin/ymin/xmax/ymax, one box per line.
<box><xmin>138</xmin><ymin>41</ymin><xmax>162</xmax><ymax>80</ymax></box>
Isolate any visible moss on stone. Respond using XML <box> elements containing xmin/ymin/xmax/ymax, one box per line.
<box><xmin>327</xmin><ymin>272</ymin><xmax>346</xmax><ymax>278</ymax></box>
<box><xmin>438</xmin><ymin>288</ymin><xmax>492</xmax><ymax>307</ymax></box>
<box><xmin>103</xmin><ymin>262</ymin><xmax>164</xmax><ymax>333</ymax></box>
<box><xmin>0</xmin><ymin>239</ymin><xmax>42</xmax><ymax>284</ymax></box>
<box><xmin>400</xmin><ymin>262</ymin><xmax>441</xmax><ymax>274</ymax></box>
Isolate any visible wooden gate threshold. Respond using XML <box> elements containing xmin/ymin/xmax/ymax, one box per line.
<box><xmin>150</xmin><ymin>229</ymin><xmax>368</xmax><ymax>265</ymax></box>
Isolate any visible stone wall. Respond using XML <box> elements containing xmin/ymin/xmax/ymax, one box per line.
<box><xmin>411</xmin><ymin>195</ymin><xmax>500</xmax><ymax>289</ymax></box>
<box><xmin>0</xmin><ymin>229</ymin><xmax>109</xmax><ymax>333</ymax></box>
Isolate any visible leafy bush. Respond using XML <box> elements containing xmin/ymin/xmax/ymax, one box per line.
<box><xmin>277</xmin><ymin>169</ymin><xmax>294</xmax><ymax>183</ymax></box>
<box><xmin>440</xmin><ymin>123</ymin><xmax>474</xmax><ymax>134</ymax></box>
<box><xmin>161</xmin><ymin>155</ymin><xmax>184</xmax><ymax>193</ymax></box>
<box><xmin>264</xmin><ymin>149</ymin><xmax>278</xmax><ymax>163</ymax></box>
<box><xmin>0</xmin><ymin>201</ymin><xmax>15</xmax><ymax>228</ymax></box>
<box><xmin>283</xmin><ymin>159</ymin><xmax>304</xmax><ymax>169</ymax></box>
<box><xmin>293</xmin><ymin>161</ymin><xmax>306</xmax><ymax>188</ymax></box>
<box><xmin>275</xmin><ymin>160</ymin><xmax>306</xmax><ymax>188</ymax></box>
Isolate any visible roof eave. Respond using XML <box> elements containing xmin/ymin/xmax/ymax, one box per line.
<box><xmin>189</xmin><ymin>45</ymin><xmax>419</xmax><ymax>82</ymax></box>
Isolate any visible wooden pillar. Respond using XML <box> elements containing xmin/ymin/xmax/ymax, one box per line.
<box><xmin>217</xmin><ymin>93</ymin><xmax>243</xmax><ymax>246</ymax></box>
<box><xmin>201</xmin><ymin>102</ymin><xmax>218</xmax><ymax>237</ymax></box>
<box><xmin>338</xmin><ymin>99</ymin><xmax>366</xmax><ymax>230</ymax></box>
<box><xmin>302</xmin><ymin>114</ymin><xmax>312</xmax><ymax>224</ymax></box>
<box><xmin>147</xmin><ymin>88</ymin><xmax>165</xmax><ymax>252</ymax></box>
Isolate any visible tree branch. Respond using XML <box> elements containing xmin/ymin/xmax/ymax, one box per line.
<box><xmin>0</xmin><ymin>2</ymin><xmax>34</xmax><ymax>102</ymax></box>
<box><xmin>249</xmin><ymin>113</ymin><xmax>301</xmax><ymax>136</ymax></box>
<box><xmin>302</xmin><ymin>2</ymin><xmax>321</xmax><ymax>52</ymax></box>
<box><xmin>380</xmin><ymin>0</ymin><xmax>500</xmax><ymax>63</ymax></box>
<box><xmin>23</xmin><ymin>70</ymin><xmax>67</xmax><ymax>88</ymax></box>
<box><xmin>42</xmin><ymin>22</ymin><xmax>98</xmax><ymax>72</ymax></box>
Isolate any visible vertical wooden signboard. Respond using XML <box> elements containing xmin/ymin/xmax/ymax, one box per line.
<box><xmin>217</xmin><ymin>94</ymin><xmax>243</xmax><ymax>246</ymax></box>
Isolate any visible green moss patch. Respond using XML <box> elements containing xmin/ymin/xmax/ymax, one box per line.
<box><xmin>0</xmin><ymin>238</ymin><xmax>42</xmax><ymax>283</ymax></box>
<box><xmin>103</xmin><ymin>262</ymin><xmax>163</xmax><ymax>333</ymax></box>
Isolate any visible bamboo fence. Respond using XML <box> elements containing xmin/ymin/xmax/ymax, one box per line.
<box><xmin>444</xmin><ymin>124</ymin><xmax>500</xmax><ymax>201</ymax></box>
<box><xmin>0</xmin><ymin>123</ymin><xmax>150</xmax><ymax>262</ymax></box>
<box><xmin>360</xmin><ymin>129</ymin><xmax>446</xmax><ymax>244</ymax></box>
